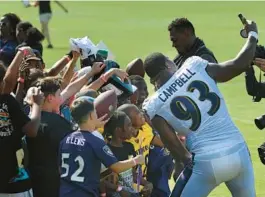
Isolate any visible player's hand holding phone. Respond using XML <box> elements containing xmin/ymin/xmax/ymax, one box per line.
<box><xmin>239</xmin><ymin>14</ymin><xmax>258</xmax><ymax>38</ymax></box>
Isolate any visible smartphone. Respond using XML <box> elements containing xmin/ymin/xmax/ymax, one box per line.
<box><xmin>238</xmin><ymin>14</ymin><xmax>248</xmax><ymax>38</ymax></box>
<box><xmin>238</xmin><ymin>13</ymin><xmax>247</xmax><ymax>25</ymax></box>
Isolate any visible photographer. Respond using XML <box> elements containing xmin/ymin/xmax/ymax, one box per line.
<box><xmin>245</xmin><ymin>45</ymin><xmax>265</xmax><ymax>101</ymax></box>
<box><xmin>245</xmin><ymin>45</ymin><xmax>265</xmax><ymax>131</ymax></box>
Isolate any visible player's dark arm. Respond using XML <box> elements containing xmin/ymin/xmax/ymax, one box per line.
<box><xmin>206</xmin><ymin>21</ymin><xmax>258</xmax><ymax>82</ymax></box>
<box><xmin>200</xmin><ymin>54</ymin><xmax>217</xmax><ymax>63</ymax></box>
<box><xmin>151</xmin><ymin>115</ymin><xmax>191</xmax><ymax>164</ymax></box>
<box><xmin>207</xmin><ymin>36</ymin><xmax>257</xmax><ymax>83</ymax></box>
<box><xmin>151</xmin><ymin>135</ymin><xmax>164</xmax><ymax>147</ymax></box>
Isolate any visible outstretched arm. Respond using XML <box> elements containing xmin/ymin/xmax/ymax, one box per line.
<box><xmin>206</xmin><ymin>20</ymin><xmax>258</xmax><ymax>83</ymax></box>
<box><xmin>151</xmin><ymin>115</ymin><xmax>191</xmax><ymax>164</ymax></box>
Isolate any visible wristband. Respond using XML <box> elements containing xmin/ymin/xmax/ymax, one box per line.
<box><xmin>248</xmin><ymin>31</ymin><xmax>258</xmax><ymax>40</ymax></box>
<box><xmin>116</xmin><ymin>185</ymin><xmax>122</xmax><ymax>192</ymax></box>
<box><xmin>19</xmin><ymin>49</ymin><xmax>29</xmax><ymax>56</ymax></box>
<box><xmin>100</xmin><ymin>75</ymin><xmax>107</xmax><ymax>83</ymax></box>
<box><xmin>100</xmin><ymin>193</ymin><xmax>106</xmax><ymax>197</ymax></box>
<box><xmin>17</xmin><ymin>77</ymin><xmax>25</xmax><ymax>84</ymax></box>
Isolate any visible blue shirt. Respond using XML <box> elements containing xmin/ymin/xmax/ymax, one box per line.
<box><xmin>59</xmin><ymin>130</ymin><xmax>118</xmax><ymax>197</ymax></box>
<box><xmin>147</xmin><ymin>146</ymin><xmax>174</xmax><ymax>196</ymax></box>
<box><xmin>0</xmin><ymin>39</ymin><xmax>18</xmax><ymax>67</ymax></box>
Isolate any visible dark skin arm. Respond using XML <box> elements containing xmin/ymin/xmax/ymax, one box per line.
<box><xmin>200</xmin><ymin>54</ymin><xmax>217</xmax><ymax>64</ymax></box>
<box><xmin>46</xmin><ymin>55</ymin><xmax>70</xmax><ymax>77</ymax></box>
<box><xmin>151</xmin><ymin>115</ymin><xmax>191</xmax><ymax>164</ymax></box>
<box><xmin>206</xmin><ymin>21</ymin><xmax>258</xmax><ymax>82</ymax></box>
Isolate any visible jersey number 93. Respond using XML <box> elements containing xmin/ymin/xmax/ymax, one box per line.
<box><xmin>170</xmin><ymin>80</ymin><xmax>220</xmax><ymax>131</ymax></box>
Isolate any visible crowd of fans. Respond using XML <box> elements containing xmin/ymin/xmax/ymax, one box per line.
<box><xmin>0</xmin><ymin>12</ymin><xmax>191</xmax><ymax>197</ymax></box>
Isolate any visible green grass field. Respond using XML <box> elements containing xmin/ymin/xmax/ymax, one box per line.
<box><xmin>1</xmin><ymin>1</ymin><xmax>265</xmax><ymax>196</ymax></box>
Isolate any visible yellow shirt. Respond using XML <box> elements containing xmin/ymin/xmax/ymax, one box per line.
<box><xmin>127</xmin><ymin>122</ymin><xmax>154</xmax><ymax>177</ymax></box>
<box><xmin>98</xmin><ymin>127</ymin><xmax>104</xmax><ymax>134</ymax></box>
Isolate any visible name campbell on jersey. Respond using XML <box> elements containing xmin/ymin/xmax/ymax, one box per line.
<box><xmin>143</xmin><ymin>56</ymin><xmax>244</xmax><ymax>155</ymax></box>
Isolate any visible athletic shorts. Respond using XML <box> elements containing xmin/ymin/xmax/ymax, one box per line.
<box><xmin>0</xmin><ymin>189</ymin><xmax>33</xmax><ymax>197</ymax></box>
<box><xmin>39</xmin><ymin>13</ymin><xmax>52</xmax><ymax>23</ymax></box>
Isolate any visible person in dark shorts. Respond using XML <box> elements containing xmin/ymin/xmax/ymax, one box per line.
<box><xmin>31</xmin><ymin>0</ymin><xmax>53</xmax><ymax>48</ymax></box>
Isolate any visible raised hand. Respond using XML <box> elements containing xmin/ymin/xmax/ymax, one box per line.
<box><xmin>95</xmin><ymin>114</ymin><xmax>109</xmax><ymax>128</ymax></box>
<box><xmin>31</xmin><ymin>87</ymin><xmax>44</xmax><ymax>106</ymax></box>
<box><xmin>91</xmin><ymin>62</ymin><xmax>106</xmax><ymax>75</ymax></box>
<box><xmin>112</xmin><ymin>68</ymin><xmax>129</xmax><ymax>82</ymax></box>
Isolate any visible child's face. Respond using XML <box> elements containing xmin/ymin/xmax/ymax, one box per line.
<box><xmin>131</xmin><ymin>108</ymin><xmax>145</xmax><ymax>130</ymax></box>
<box><xmin>120</xmin><ymin>116</ymin><xmax>134</xmax><ymax>141</ymax></box>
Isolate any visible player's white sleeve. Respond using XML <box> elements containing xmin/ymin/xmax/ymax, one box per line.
<box><xmin>142</xmin><ymin>95</ymin><xmax>160</xmax><ymax>120</ymax></box>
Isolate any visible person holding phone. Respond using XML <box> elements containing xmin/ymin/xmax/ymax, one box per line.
<box><xmin>143</xmin><ymin>15</ymin><xmax>257</xmax><ymax>197</ymax></box>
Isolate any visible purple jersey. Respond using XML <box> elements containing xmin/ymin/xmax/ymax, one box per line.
<box><xmin>59</xmin><ymin>130</ymin><xmax>117</xmax><ymax>197</ymax></box>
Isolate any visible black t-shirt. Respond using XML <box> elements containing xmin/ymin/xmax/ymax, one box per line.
<box><xmin>108</xmin><ymin>142</ymin><xmax>136</xmax><ymax>161</ymax></box>
<box><xmin>26</xmin><ymin>111</ymin><xmax>74</xmax><ymax>197</ymax></box>
<box><xmin>0</xmin><ymin>94</ymin><xmax>30</xmax><ymax>192</ymax></box>
<box><xmin>39</xmin><ymin>0</ymin><xmax>52</xmax><ymax>14</ymax></box>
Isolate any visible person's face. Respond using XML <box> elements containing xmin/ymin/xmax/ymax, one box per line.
<box><xmin>166</xmin><ymin>58</ymin><xmax>177</xmax><ymax>73</ymax></box>
<box><xmin>46</xmin><ymin>89</ymin><xmax>63</xmax><ymax>113</ymax></box>
<box><xmin>120</xmin><ymin>116</ymin><xmax>134</xmax><ymax>141</ymax></box>
<box><xmin>135</xmin><ymin>81</ymin><xmax>148</xmax><ymax>108</ymax></box>
<box><xmin>27</xmin><ymin>60</ymin><xmax>42</xmax><ymax>70</ymax></box>
<box><xmin>16</xmin><ymin>27</ymin><xmax>26</xmax><ymax>43</ymax></box>
<box><xmin>131</xmin><ymin>108</ymin><xmax>145</xmax><ymax>130</ymax></box>
<box><xmin>0</xmin><ymin>17</ymin><xmax>11</xmax><ymax>38</ymax></box>
<box><xmin>169</xmin><ymin>28</ymin><xmax>190</xmax><ymax>54</ymax></box>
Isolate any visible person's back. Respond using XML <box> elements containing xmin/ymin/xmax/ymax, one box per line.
<box><xmin>60</xmin><ymin>130</ymin><xmax>107</xmax><ymax>197</ymax></box>
<box><xmin>143</xmin><ymin>56</ymin><xmax>243</xmax><ymax>154</ymax></box>
<box><xmin>26</xmin><ymin>111</ymin><xmax>73</xmax><ymax>197</ymax></box>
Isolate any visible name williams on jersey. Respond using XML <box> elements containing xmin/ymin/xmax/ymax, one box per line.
<box><xmin>158</xmin><ymin>68</ymin><xmax>196</xmax><ymax>103</ymax></box>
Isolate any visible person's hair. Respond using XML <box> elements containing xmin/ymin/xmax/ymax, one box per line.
<box><xmin>0</xmin><ymin>61</ymin><xmax>6</xmax><ymax>82</ymax></box>
<box><xmin>168</xmin><ymin>18</ymin><xmax>195</xmax><ymax>35</ymax></box>
<box><xmin>26</xmin><ymin>69</ymin><xmax>45</xmax><ymax>90</ymax></box>
<box><xmin>129</xmin><ymin>75</ymin><xmax>145</xmax><ymax>85</ymax></box>
<box><xmin>17</xmin><ymin>21</ymin><xmax>33</xmax><ymax>32</ymax></box>
<box><xmin>104</xmin><ymin>111</ymin><xmax>128</xmax><ymax>138</ymax></box>
<box><xmin>25</xmin><ymin>27</ymin><xmax>45</xmax><ymax>44</ymax></box>
<box><xmin>144</xmin><ymin>52</ymin><xmax>167</xmax><ymax>79</ymax></box>
<box><xmin>37</xmin><ymin>76</ymin><xmax>62</xmax><ymax>97</ymax></box>
<box><xmin>71</xmin><ymin>98</ymin><xmax>95</xmax><ymax>125</ymax></box>
<box><xmin>2</xmin><ymin>13</ymin><xmax>21</xmax><ymax>38</ymax></box>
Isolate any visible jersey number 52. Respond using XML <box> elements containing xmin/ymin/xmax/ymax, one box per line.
<box><xmin>61</xmin><ymin>153</ymin><xmax>85</xmax><ymax>182</ymax></box>
<box><xmin>170</xmin><ymin>80</ymin><xmax>220</xmax><ymax>131</ymax></box>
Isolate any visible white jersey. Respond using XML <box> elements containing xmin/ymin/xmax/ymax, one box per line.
<box><xmin>143</xmin><ymin>56</ymin><xmax>244</xmax><ymax>155</ymax></box>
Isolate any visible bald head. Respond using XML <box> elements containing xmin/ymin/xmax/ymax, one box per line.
<box><xmin>144</xmin><ymin>52</ymin><xmax>167</xmax><ymax>79</ymax></box>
